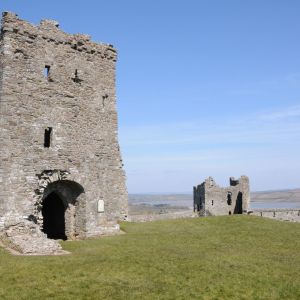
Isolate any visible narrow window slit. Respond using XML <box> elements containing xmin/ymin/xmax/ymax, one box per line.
<box><xmin>44</xmin><ymin>127</ymin><xmax>52</xmax><ymax>148</ymax></box>
<box><xmin>102</xmin><ymin>94</ymin><xmax>108</xmax><ymax>107</ymax></box>
<box><xmin>72</xmin><ymin>69</ymin><xmax>83</xmax><ymax>83</ymax></box>
<box><xmin>227</xmin><ymin>192</ymin><xmax>232</xmax><ymax>205</ymax></box>
<box><xmin>44</xmin><ymin>65</ymin><xmax>50</xmax><ymax>78</ymax></box>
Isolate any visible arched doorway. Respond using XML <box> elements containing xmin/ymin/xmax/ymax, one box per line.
<box><xmin>38</xmin><ymin>179</ymin><xmax>86</xmax><ymax>240</ymax></box>
<box><xmin>234</xmin><ymin>192</ymin><xmax>243</xmax><ymax>214</ymax></box>
<box><xmin>42</xmin><ymin>192</ymin><xmax>67</xmax><ymax>240</ymax></box>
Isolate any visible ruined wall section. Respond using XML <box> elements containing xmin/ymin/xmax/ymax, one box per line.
<box><xmin>0</xmin><ymin>27</ymin><xmax>4</xmax><ymax>214</ymax></box>
<box><xmin>193</xmin><ymin>183</ymin><xmax>205</xmax><ymax>215</ymax></box>
<box><xmin>0</xmin><ymin>12</ymin><xmax>128</xmax><ymax>234</ymax></box>
<box><xmin>0</xmin><ymin>16</ymin><xmax>11</xmax><ymax>214</ymax></box>
<box><xmin>194</xmin><ymin>176</ymin><xmax>250</xmax><ymax>216</ymax></box>
<box><xmin>0</xmin><ymin>28</ymin><xmax>3</xmax><ymax>90</ymax></box>
<box><xmin>204</xmin><ymin>177</ymin><xmax>240</xmax><ymax>215</ymax></box>
<box><xmin>249</xmin><ymin>209</ymin><xmax>300</xmax><ymax>222</ymax></box>
<box><xmin>236</xmin><ymin>176</ymin><xmax>250</xmax><ymax>211</ymax></box>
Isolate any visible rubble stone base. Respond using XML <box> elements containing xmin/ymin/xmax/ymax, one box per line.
<box><xmin>0</xmin><ymin>214</ymin><xmax>68</xmax><ymax>255</ymax></box>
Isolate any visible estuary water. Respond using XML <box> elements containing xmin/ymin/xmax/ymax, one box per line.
<box><xmin>250</xmin><ymin>202</ymin><xmax>300</xmax><ymax>210</ymax></box>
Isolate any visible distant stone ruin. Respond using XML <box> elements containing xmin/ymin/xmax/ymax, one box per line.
<box><xmin>0</xmin><ymin>12</ymin><xmax>128</xmax><ymax>254</ymax></box>
<box><xmin>193</xmin><ymin>176</ymin><xmax>250</xmax><ymax>216</ymax></box>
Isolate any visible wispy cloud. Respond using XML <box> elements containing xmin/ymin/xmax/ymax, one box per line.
<box><xmin>120</xmin><ymin>105</ymin><xmax>300</xmax><ymax>148</ymax></box>
<box><xmin>259</xmin><ymin>104</ymin><xmax>300</xmax><ymax>120</ymax></box>
<box><xmin>119</xmin><ymin>104</ymin><xmax>300</xmax><ymax>192</ymax></box>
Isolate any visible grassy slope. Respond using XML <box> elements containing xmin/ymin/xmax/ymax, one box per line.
<box><xmin>0</xmin><ymin>216</ymin><xmax>299</xmax><ymax>300</ymax></box>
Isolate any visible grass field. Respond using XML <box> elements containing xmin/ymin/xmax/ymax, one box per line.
<box><xmin>0</xmin><ymin>216</ymin><xmax>299</xmax><ymax>299</ymax></box>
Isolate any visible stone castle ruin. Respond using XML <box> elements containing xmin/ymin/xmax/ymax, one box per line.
<box><xmin>193</xmin><ymin>176</ymin><xmax>250</xmax><ymax>216</ymax></box>
<box><xmin>0</xmin><ymin>12</ymin><xmax>128</xmax><ymax>254</ymax></box>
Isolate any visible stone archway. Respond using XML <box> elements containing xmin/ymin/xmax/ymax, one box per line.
<box><xmin>42</xmin><ymin>192</ymin><xmax>67</xmax><ymax>240</ymax></box>
<box><xmin>34</xmin><ymin>170</ymin><xmax>86</xmax><ymax>240</ymax></box>
<box><xmin>234</xmin><ymin>192</ymin><xmax>243</xmax><ymax>214</ymax></box>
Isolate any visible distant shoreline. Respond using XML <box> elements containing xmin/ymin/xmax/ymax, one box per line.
<box><xmin>129</xmin><ymin>188</ymin><xmax>300</xmax><ymax>212</ymax></box>
<box><xmin>129</xmin><ymin>188</ymin><xmax>300</xmax><ymax>202</ymax></box>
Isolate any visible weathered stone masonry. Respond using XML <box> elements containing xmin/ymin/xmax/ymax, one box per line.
<box><xmin>0</xmin><ymin>12</ymin><xmax>128</xmax><ymax>245</ymax></box>
<box><xmin>248</xmin><ymin>209</ymin><xmax>300</xmax><ymax>222</ymax></box>
<box><xmin>194</xmin><ymin>176</ymin><xmax>250</xmax><ymax>216</ymax></box>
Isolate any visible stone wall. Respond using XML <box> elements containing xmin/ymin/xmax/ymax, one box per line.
<box><xmin>194</xmin><ymin>176</ymin><xmax>250</xmax><ymax>216</ymax></box>
<box><xmin>0</xmin><ymin>12</ymin><xmax>128</xmax><ymax>240</ymax></box>
<box><xmin>249</xmin><ymin>209</ymin><xmax>300</xmax><ymax>222</ymax></box>
<box><xmin>128</xmin><ymin>210</ymin><xmax>197</xmax><ymax>222</ymax></box>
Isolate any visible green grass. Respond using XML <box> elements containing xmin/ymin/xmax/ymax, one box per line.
<box><xmin>0</xmin><ymin>216</ymin><xmax>299</xmax><ymax>299</ymax></box>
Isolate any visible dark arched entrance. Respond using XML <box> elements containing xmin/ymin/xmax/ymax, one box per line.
<box><xmin>234</xmin><ymin>192</ymin><xmax>243</xmax><ymax>214</ymax></box>
<box><xmin>42</xmin><ymin>192</ymin><xmax>67</xmax><ymax>240</ymax></box>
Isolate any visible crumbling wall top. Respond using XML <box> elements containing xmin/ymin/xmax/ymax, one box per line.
<box><xmin>230</xmin><ymin>177</ymin><xmax>239</xmax><ymax>186</ymax></box>
<box><xmin>0</xmin><ymin>11</ymin><xmax>116</xmax><ymax>61</ymax></box>
<box><xmin>2</xmin><ymin>11</ymin><xmax>18</xmax><ymax>20</ymax></box>
<box><xmin>196</xmin><ymin>175</ymin><xmax>249</xmax><ymax>191</ymax></box>
<box><xmin>39</xmin><ymin>19</ymin><xmax>60</xmax><ymax>29</ymax></box>
<box><xmin>205</xmin><ymin>176</ymin><xmax>216</xmax><ymax>187</ymax></box>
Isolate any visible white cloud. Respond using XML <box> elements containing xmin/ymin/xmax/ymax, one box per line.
<box><xmin>259</xmin><ymin>104</ymin><xmax>300</xmax><ymax>120</ymax></box>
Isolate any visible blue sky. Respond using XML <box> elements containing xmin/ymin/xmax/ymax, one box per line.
<box><xmin>1</xmin><ymin>1</ymin><xmax>300</xmax><ymax>192</ymax></box>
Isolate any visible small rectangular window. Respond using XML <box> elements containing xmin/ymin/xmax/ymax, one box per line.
<box><xmin>44</xmin><ymin>65</ymin><xmax>50</xmax><ymax>78</ymax></box>
<box><xmin>44</xmin><ymin>127</ymin><xmax>52</xmax><ymax>148</ymax></box>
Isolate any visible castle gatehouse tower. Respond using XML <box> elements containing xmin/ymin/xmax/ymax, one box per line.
<box><xmin>0</xmin><ymin>12</ymin><xmax>128</xmax><ymax>244</ymax></box>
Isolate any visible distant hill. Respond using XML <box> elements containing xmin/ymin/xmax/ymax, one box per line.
<box><xmin>129</xmin><ymin>193</ymin><xmax>192</xmax><ymax>203</ymax></box>
<box><xmin>129</xmin><ymin>188</ymin><xmax>300</xmax><ymax>204</ymax></box>
<box><xmin>251</xmin><ymin>188</ymin><xmax>300</xmax><ymax>203</ymax></box>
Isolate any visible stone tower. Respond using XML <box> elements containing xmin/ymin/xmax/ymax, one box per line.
<box><xmin>0</xmin><ymin>12</ymin><xmax>128</xmax><ymax>240</ymax></box>
<box><xmin>193</xmin><ymin>176</ymin><xmax>250</xmax><ymax>216</ymax></box>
